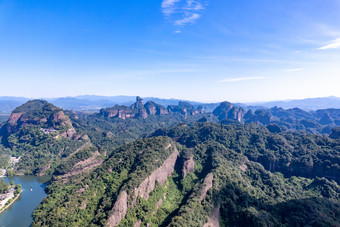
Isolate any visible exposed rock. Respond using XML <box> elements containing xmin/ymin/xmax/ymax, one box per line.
<box><xmin>134</xmin><ymin>220</ymin><xmax>142</xmax><ymax>227</ymax></box>
<box><xmin>107</xmin><ymin>144</ymin><xmax>179</xmax><ymax>226</ymax></box>
<box><xmin>253</xmin><ymin>109</ymin><xmax>272</xmax><ymax>125</ymax></box>
<box><xmin>8</xmin><ymin>113</ymin><xmax>22</xmax><ymax>125</ymax></box>
<box><xmin>155</xmin><ymin>198</ymin><xmax>163</xmax><ymax>210</ymax></box>
<box><xmin>199</xmin><ymin>173</ymin><xmax>214</xmax><ymax>202</ymax></box>
<box><xmin>239</xmin><ymin>164</ymin><xmax>248</xmax><ymax>172</ymax></box>
<box><xmin>58</xmin><ymin>151</ymin><xmax>103</xmax><ymax>182</ymax></box>
<box><xmin>107</xmin><ymin>191</ymin><xmax>128</xmax><ymax>227</ymax></box>
<box><xmin>133</xmin><ymin>147</ymin><xmax>179</xmax><ymax>205</ymax></box>
<box><xmin>183</xmin><ymin>156</ymin><xmax>195</xmax><ymax>177</ymax></box>
<box><xmin>144</xmin><ymin>101</ymin><xmax>168</xmax><ymax>116</ymax></box>
<box><xmin>3</xmin><ymin>100</ymin><xmax>77</xmax><ymax>139</ymax></box>
<box><xmin>131</xmin><ymin>97</ymin><xmax>148</xmax><ymax>119</ymax></box>
<box><xmin>203</xmin><ymin>205</ymin><xmax>220</xmax><ymax>227</ymax></box>
<box><xmin>168</xmin><ymin>101</ymin><xmax>203</xmax><ymax>118</ymax></box>
<box><xmin>213</xmin><ymin>102</ymin><xmax>245</xmax><ymax>122</ymax></box>
<box><xmin>77</xmin><ymin>188</ymin><xmax>86</xmax><ymax>193</ymax></box>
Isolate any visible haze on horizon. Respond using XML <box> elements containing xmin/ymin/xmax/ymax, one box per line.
<box><xmin>1</xmin><ymin>0</ymin><xmax>340</xmax><ymax>103</ymax></box>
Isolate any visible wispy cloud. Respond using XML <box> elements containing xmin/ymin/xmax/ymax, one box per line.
<box><xmin>175</xmin><ymin>13</ymin><xmax>201</xmax><ymax>26</ymax></box>
<box><xmin>284</xmin><ymin>68</ymin><xmax>305</xmax><ymax>72</ymax></box>
<box><xmin>218</xmin><ymin>76</ymin><xmax>265</xmax><ymax>83</ymax></box>
<box><xmin>161</xmin><ymin>0</ymin><xmax>207</xmax><ymax>28</ymax></box>
<box><xmin>318</xmin><ymin>38</ymin><xmax>340</xmax><ymax>50</ymax></box>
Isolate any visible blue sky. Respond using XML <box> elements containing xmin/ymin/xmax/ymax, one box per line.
<box><xmin>0</xmin><ymin>0</ymin><xmax>340</xmax><ymax>102</ymax></box>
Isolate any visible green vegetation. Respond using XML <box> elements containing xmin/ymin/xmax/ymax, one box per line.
<box><xmin>0</xmin><ymin>179</ymin><xmax>9</xmax><ymax>194</ymax></box>
<box><xmin>31</xmin><ymin>122</ymin><xmax>340</xmax><ymax>226</ymax></box>
<box><xmin>1</xmin><ymin>99</ymin><xmax>340</xmax><ymax>226</ymax></box>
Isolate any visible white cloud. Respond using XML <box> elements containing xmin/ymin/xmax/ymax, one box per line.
<box><xmin>218</xmin><ymin>76</ymin><xmax>265</xmax><ymax>83</ymax></box>
<box><xmin>318</xmin><ymin>38</ymin><xmax>340</xmax><ymax>50</ymax></box>
<box><xmin>161</xmin><ymin>0</ymin><xmax>207</xmax><ymax>27</ymax></box>
<box><xmin>162</xmin><ymin>0</ymin><xmax>181</xmax><ymax>16</ymax></box>
<box><xmin>284</xmin><ymin>68</ymin><xmax>305</xmax><ymax>72</ymax></box>
<box><xmin>175</xmin><ymin>13</ymin><xmax>201</xmax><ymax>26</ymax></box>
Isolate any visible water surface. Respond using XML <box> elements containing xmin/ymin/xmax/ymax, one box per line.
<box><xmin>0</xmin><ymin>175</ymin><xmax>51</xmax><ymax>227</ymax></box>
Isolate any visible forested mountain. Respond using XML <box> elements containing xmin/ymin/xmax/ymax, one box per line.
<box><xmin>0</xmin><ymin>97</ymin><xmax>340</xmax><ymax>226</ymax></box>
<box><xmin>31</xmin><ymin>123</ymin><xmax>340</xmax><ymax>226</ymax></box>
<box><xmin>0</xmin><ymin>100</ymin><xmax>91</xmax><ymax>175</ymax></box>
<box><xmin>212</xmin><ymin>101</ymin><xmax>340</xmax><ymax>135</ymax></box>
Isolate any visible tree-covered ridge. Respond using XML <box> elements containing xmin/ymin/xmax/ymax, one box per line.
<box><xmin>155</xmin><ymin>123</ymin><xmax>340</xmax><ymax>226</ymax></box>
<box><xmin>66</xmin><ymin>108</ymin><xmax>216</xmax><ymax>157</ymax></box>
<box><xmin>32</xmin><ymin>136</ymin><xmax>178</xmax><ymax>226</ymax></box>
<box><xmin>31</xmin><ymin>122</ymin><xmax>340</xmax><ymax>226</ymax></box>
<box><xmin>154</xmin><ymin>123</ymin><xmax>340</xmax><ymax>183</ymax></box>
<box><xmin>4</xmin><ymin>100</ymin><xmax>71</xmax><ymax>134</ymax></box>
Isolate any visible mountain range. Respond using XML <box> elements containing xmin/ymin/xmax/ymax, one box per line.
<box><xmin>1</xmin><ymin>96</ymin><xmax>340</xmax><ymax>115</ymax></box>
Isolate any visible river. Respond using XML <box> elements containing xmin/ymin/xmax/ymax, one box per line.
<box><xmin>0</xmin><ymin>175</ymin><xmax>51</xmax><ymax>227</ymax></box>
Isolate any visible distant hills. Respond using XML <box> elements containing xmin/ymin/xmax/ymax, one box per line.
<box><xmin>249</xmin><ymin>96</ymin><xmax>340</xmax><ymax>110</ymax></box>
<box><xmin>0</xmin><ymin>96</ymin><xmax>219</xmax><ymax>113</ymax></box>
<box><xmin>1</xmin><ymin>95</ymin><xmax>340</xmax><ymax>114</ymax></box>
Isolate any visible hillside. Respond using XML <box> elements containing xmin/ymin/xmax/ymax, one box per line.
<box><xmin>0</xmin><ymin>98</ymin><xmax>340</xmax><ymax>226</ymax></box>
<box><xmin>0</xmin><ymin>100</ymin><xmax>90</xmax><ymax>175</ymax></box>
<box><xmin>31</xmin><ymin>122</ymin><xmax>340</xmax><ymax>226</ymax></box>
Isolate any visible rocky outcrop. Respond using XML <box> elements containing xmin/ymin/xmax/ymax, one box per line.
<box><xmin>213</xmin><ymin>102</ymin><xmax>245</xmax><ymax>122</ymax></box>
<box><xmin>182</xmin><ymin>156</ymin><xmax>195</xmax><ymax>177</ymax></box>
<box><xmin>3</xmin><ymin>100</ymin><xmax>77</xmax><ymax>139</ymax></box>
<box><xmin>131</xmin><ymin>96</ymin><xmax>148</xmax><ymax>119</ymax></box>
<box><xmin>57</xmin><ymin>150</ymin><xmax>103</xmax><ymax>182</ymax></box>
<box><xmin>244</xmin><ymin>109</ymin><xmax>274</xmax><ymax>125</ymax></box>
<box><xmin>203</xmin><ymin>205</ymin><xmax>220</xmax><ymax>227</ymax></box>
<box><xmin>132</xmin><ymin>147</ymin><xmax>179</xmax><ymax>205</ymax></box>
<box><xmin>99</xmin><ymin>97</ymin><xmax>169</xmax><ymax>120</ymax></box>
<box><xmin>144</xmin><ymin>101</ymin><xmax>168</xmax><ymax>116</ymax></box>
<box><xmin>99</xmin><ymin>105</ymin><xmax>139</xmax><ymax>119</ymax></box>
<box><xmin>99</xmin><ymin>97</ymin><xmax>204</xmax><ymax>120</ymax></box>
<box><xmin>107</xmin><ymin>191</ymin><xmax>128</xmax><ymax>227</ymax></box>
<box><xmin>199</xmin><ymin>173</ymin><xmax>214</xmax><ymax>202</ymax></box>
<box><xmin>133</xmin><ymin>220</ymin><xmax>142</xmax><ymax>227</ymax></box>
<box><xmin>107</xmin><ymin>144</ymin><xmax>179</xmax><ymax>226</ymax></box>
<box><xmin>168</xmin><ymin>101</ymin><xmax>204</xmax><ymax>118</ymax></box>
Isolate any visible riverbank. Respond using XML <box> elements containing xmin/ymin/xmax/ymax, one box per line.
<box><xmin>0</xmin><ymin>175</ymin><xmax>51</xmax><ymax>227</ymax></box>
<box><xmin>0</xmin><ymin>189</ymin><xmax>21</xmax><ymax>214</ymax></box>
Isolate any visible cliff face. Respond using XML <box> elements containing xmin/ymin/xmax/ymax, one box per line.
<box><xmin>99</xmin><ymin>97</ymin><xmax>167</xmax><ymax>120</ymax></box>
<box><xmin>107</xmin><ymin>191</ymin><xmax>128</xmax><ymax>227</ymax></box>
<box><xmin>132</xmin><ymin>148</ymin><xmax>179</xmax><ymax>205</ymax></box>
<box><xmin>182</xmin><ymin>156</ymin><xmax>195</xmax><ymax>177</ymax></box>
<box><xmin>107</xmin><ymin>144</ymin><xmax>179</xmax><ymax>227</ymax></box>
<box><xmin>144</xmin><ymin>101</ymin><xmax>168</xmax><ymax>116</ymax></box>
<box><xmin>168</xmin><ymin>101</ymin><xmax>204</xmax><ymax>118</ymax></box>
<box><xmin>99</xmin><ymin>97</ymin><xmax>204</xmax><ymax>120</ymax></box>
<box><xmin>213</xmin><ymin>102</ymin><xmax>245</xmax><ymax>122</ymax></box>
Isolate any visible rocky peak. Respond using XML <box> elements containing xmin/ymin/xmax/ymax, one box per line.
<box><xmin>144</xmin><ymin>101</ymin><xmax>168</xmax><ymax>116</ymax></box>
<box><xmin>131</xmin><ymin>96</ymin><xmax>144</xmax><ymax>110</ymax></box>
<box><xmin>213</xmin><ymin>101</ymin><xmax>245</xmax><ymax>122</ymax></box>
<box><xmin>3</xmin><ymin>100</ymin><xmax>76</xmax><ymax>138</ymax></box>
